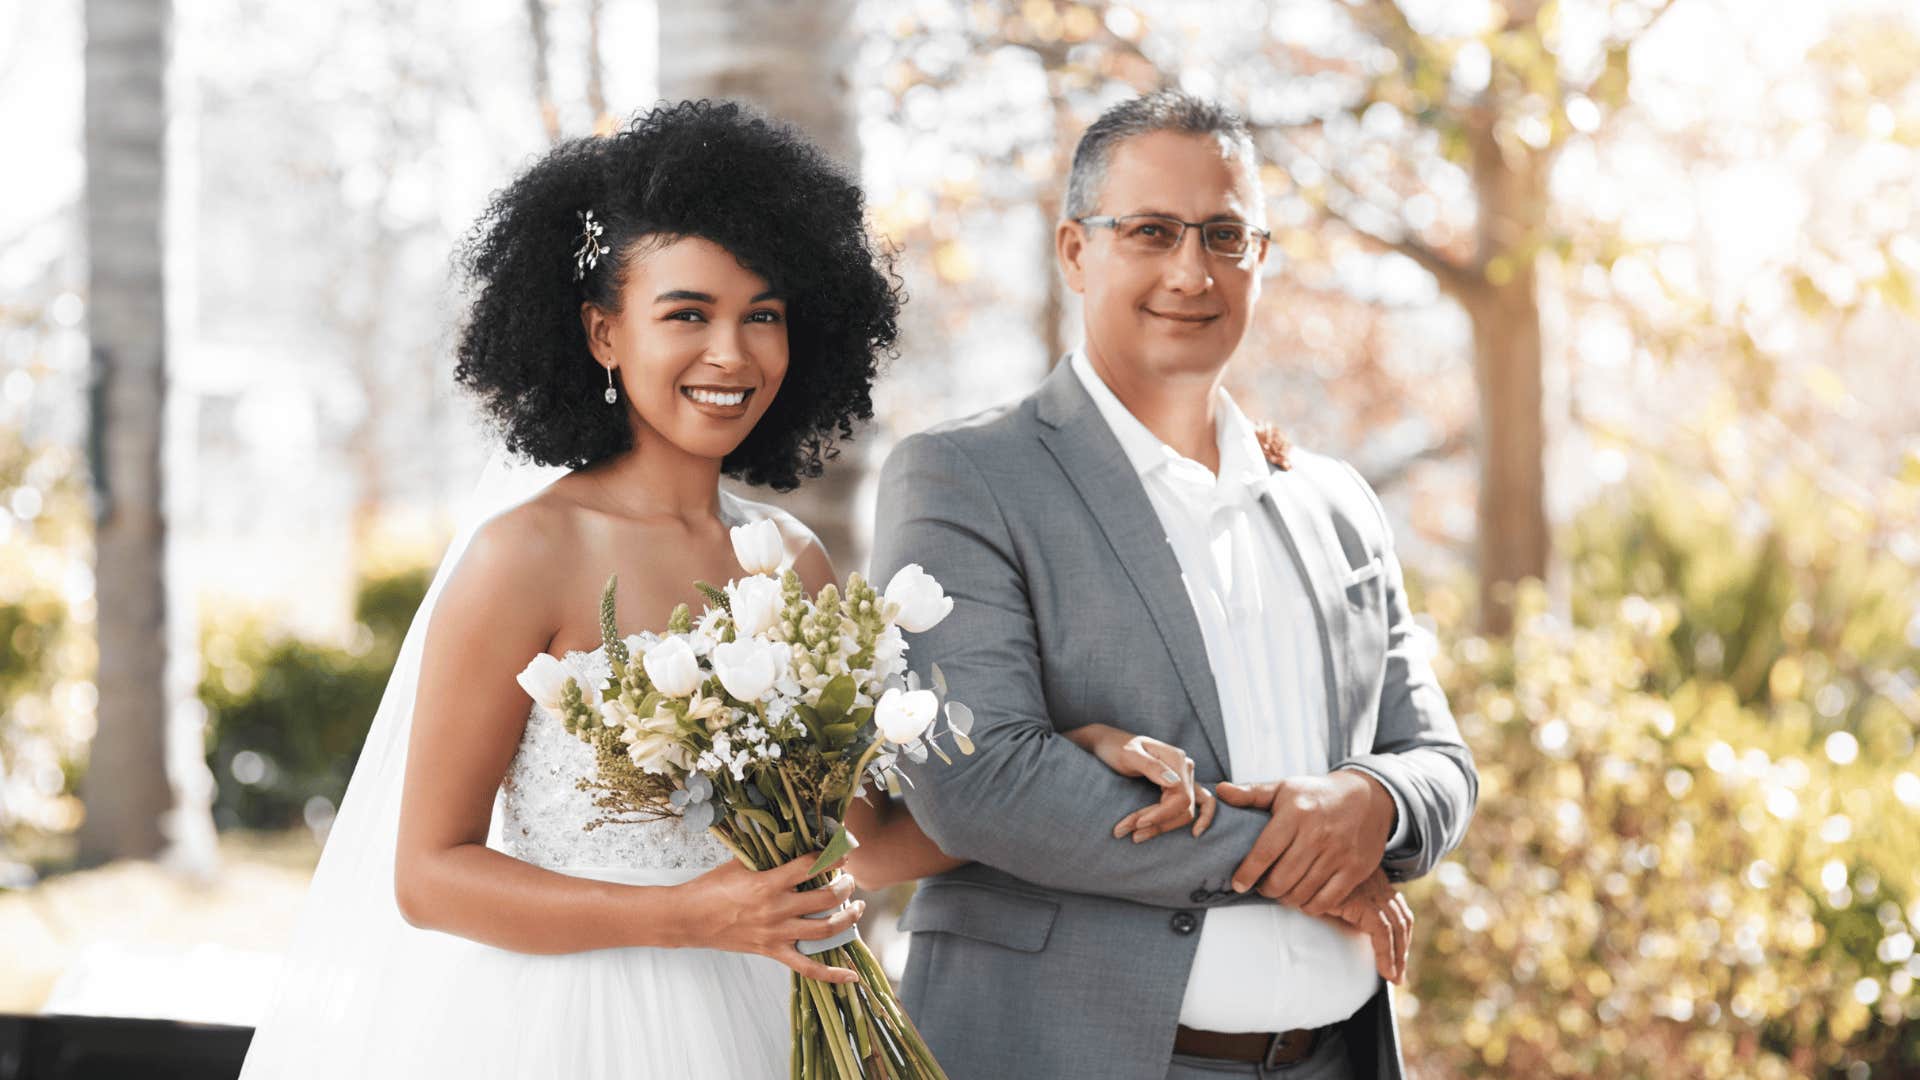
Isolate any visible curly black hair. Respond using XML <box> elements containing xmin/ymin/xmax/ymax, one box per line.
<box><xmin>452</xmin><ymin>100</ymin><xmax>902</xmax><ymax>490</ymax></box>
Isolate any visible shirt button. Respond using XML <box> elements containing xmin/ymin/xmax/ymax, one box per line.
<box><xmin>1170</xmin><ymin>912</ymin><xmax>1198</xmax><ymax>935</ymax></box>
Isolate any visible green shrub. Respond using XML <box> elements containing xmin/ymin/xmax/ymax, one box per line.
<box><xmin>0</xmin><ymin>434</ymin><xmax>92</xmax><ymax>867</ymax></box>
<box><xmin>199</xmin><ymin>565</ymin><xmax>431</xmax><ymax>831</ymax></box>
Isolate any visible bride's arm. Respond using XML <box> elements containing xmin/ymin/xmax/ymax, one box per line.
<box><xmin>391</xmin><ymin>511</ymin><xmax>860</xmax><ymax>980</ymax></box>
<box><xmin>836</xmin><ymin>725</ymin><xmax>1214</xmax><ymax>890</ymax></box>
<box><xmin>842</xmin><ymin>795</ymin><xmax>965</xmax><ymax>891</ymax></box>
<box><xmin>1062</xmin><ymin>723</ymin><xmax>1218</xmax><ymax>841</ymax></box>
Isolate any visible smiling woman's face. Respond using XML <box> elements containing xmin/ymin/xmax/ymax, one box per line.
<box><xmin>581</xmin><ymin>234</ymin><xmax>791</xmax><ymax>463</ymax></box>
<box><xmin>1058</xmin><ymin>130</ymin><xmax>1267</xmax><ymax>384</ymax></box>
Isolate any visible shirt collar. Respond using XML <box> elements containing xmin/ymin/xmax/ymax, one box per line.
<box><xmin>1068</xmin><ymin>350</ymin><xmax>1273</xmax><ymax>501</ymax></box>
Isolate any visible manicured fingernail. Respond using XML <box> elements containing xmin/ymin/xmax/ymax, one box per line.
<box><xmin>1232</xmin><ymin>880</ymin><xmax>1249</xmax><ymax>893</ymax></box>
<box><xmin>1162</xmin><ymin>770</ymin><xmax>1179</xmax><ymax>782</ymax></box>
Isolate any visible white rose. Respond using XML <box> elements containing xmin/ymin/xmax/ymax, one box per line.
<box><xmin>515</xmin><ymin>653</ymin><xmax>573</xmax><ymax>716</ymax></box>
<box><xmin>729</xmin><ymin>518</ymin><xmax>786</xmax><ymax>576</ymax></box>
<box><xmin>726</xmin><ymin>574</ymin><xmax>784</xmax><ymax>639</ymax></box>
<box><xmin>711</xmin><ymin>637</ymin><xmax>783</xmax><ymax>702</ymax></box>
<box><xmin>883</xmin><ymin>564</ymin><xmax>954</xmax><ymax>633</ymax></box>
<box><xmin>641</xmin><ymin>635</ymin><xmax>703</xmax><ymax>697</ymax></box>
<box><xmin>874</xmin><ymin>687</ymin><xmax>939</xmax><ymax>744</ymax></box>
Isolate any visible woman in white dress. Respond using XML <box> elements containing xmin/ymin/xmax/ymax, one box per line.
<box><xmin>241</xmin><ymin>100</ymin><xmax>1235</xmax><ymax>1079</ymax></box>
<box><xmin>240</xmin><ymin>100</ymin><xmax>901</xmax><ymax>1078</ymax></box>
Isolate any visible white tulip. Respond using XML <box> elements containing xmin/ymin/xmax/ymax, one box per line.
<box><xmin>515</xmin><ymin>653</ymin><xmax>573</xmax><ymax>717</ymax></box>
<box><xmin>874</xmin><ymin>687</ymin><xmax>939</xmax><ymax>744</ymax></box>
<box><xmin>730</xmin><ymin>518</ymin><xmax>786</xmax><ymax>576</ymax></box>
<box><xmin>883</xmin><ymin>564</ymin><xmax>954</xmax><ymax>633</ymax></box>
<box><xmin>641</xmin><ymin>635</ymin><xmax>703</xmax><ymax>697</ymax></box>
<box><xmin>726</xmin><ymin>574</ymin><xmax>784</xmax><ymax>639</ymax></box>
<box><xmin>710</xmin><ymin>638</ymin><xmax>782</xmax><ymax>702</ymax></box>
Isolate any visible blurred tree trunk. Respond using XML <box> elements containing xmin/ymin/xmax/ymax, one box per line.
<box><xmin>525</xmin><ymin>0</ymin><xmax>561</xmax><ymax>144</ymax></box>
<box><xmin>1300</xmin><ymin>0</ymin><xmax>1633</xmax><ymax>635</ymax></box>
<box><xmin>658</xmin><ymin>0</ymin><xmax>869</xmax><ymax>571</ymax></box>
<box><xmin>1460</xmin><ymin>116</ymin><xmax>1551</xmax><ymax>636</ymax></box>
<box><xmin>78</xmin><ymin>0</ymin><xmax>175</xmax><ymax>865</ymax></box>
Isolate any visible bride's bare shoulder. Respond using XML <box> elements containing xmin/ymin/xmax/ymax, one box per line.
<box><xmin>722</xmin><ymin>491</ymin><xmax>836</xmax><ymax>589</ymax></box>
<box><xmin>448</xmin><ymin>483</ymin><xmax>589</xmax><ymax>608</ymax></box>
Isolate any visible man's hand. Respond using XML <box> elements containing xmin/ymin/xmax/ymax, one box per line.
<box><xmin>1214</xmin><ymin>769</ymin><xmax>1396</xmax><ymax>916</ymax></box>
<box><xmin>1319</xmin><ymin>868</ymin><xmax>1413</xmax><ymax>984</ymax></box>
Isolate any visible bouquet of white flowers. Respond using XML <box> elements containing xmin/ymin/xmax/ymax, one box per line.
<box><xmin>516</xmin><ymin>519</ymin><xmax>969</xmax><ymax>1079</ymax></box>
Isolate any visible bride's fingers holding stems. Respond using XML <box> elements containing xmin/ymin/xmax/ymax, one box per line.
<box><xmin>772</xmin><ymin>939</ymin><xmax>861</xmax><ymax>984</ymax></box>
<box><xmin>781</xmin><ymin>865</ymin><xmax>855</xmax><ymax>912</ymax></box>
<box><xmin>685</xmin><ymin>853</ymin><xmax>862</xmax><ymax>984</ymax></box>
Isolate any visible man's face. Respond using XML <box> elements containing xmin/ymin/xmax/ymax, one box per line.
<box><xmin>1058</xmin><ymin>130</ymin><xmax>1269</xmax><ymax>384</ymax></box>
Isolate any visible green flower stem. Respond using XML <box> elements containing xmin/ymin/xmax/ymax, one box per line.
<box><xmin>848</xmin><ymin>941</ymin><xmax>945</xmax><ymax>1076</ymax></box>
<box><xmin>805</xmin><ymin>973</ymin><xmax>861</xmax><ymax>1078</ymax></box>
<box><xmin>837</xmin><ymin>976</ymin><xmax>873</xmax><ymax>1063</ymax></box>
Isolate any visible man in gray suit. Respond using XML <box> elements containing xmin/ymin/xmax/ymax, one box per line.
<box><xmin>870</xmin><ymin>91</ymin><xmax>1477</xmax><ymax>1080</ymax></box>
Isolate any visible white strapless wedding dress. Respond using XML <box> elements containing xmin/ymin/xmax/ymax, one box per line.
<box><xmin>239</xmin><ymin>647</ymin><xmax>789</xmax><ymax>1078</ymax></box>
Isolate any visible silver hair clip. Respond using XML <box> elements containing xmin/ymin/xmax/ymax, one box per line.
<box><xmin>573</xmin><ymin>209</ymin><xmax>609</xmax><ymax>281</ymax></box>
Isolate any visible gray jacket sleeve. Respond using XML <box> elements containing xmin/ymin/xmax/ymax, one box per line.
<box><xmin>871</xmin><ymin>431</ymin><xmax>1267</xmax><ymax>910</ymax></box>
<box><xmin>1334</xmin><ymin>462</ymin><xmax>1479</xmax><ymax>883</ymax></box>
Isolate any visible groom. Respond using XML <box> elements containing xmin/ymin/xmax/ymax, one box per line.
<box><xmin>870</xmin><ymin>91</ymin><xmax>1477</xmax><ymax>1080</ymax></box>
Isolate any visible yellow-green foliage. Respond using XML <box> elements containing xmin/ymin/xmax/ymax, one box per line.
<box><xmin>1400</xmin><ymin>471</ymin><xmax>1919</xmax><ymax>1078</ymax></box>
<box><xmin>0</xmin><ymin>435</ymin><xmax>92</xmax><ymax>863</ymax></box>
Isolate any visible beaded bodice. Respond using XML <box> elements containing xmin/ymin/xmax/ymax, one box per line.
<box><xmin>497</xmin><ymin>649</ymin><xmax>729</xmax><ymax>872</ymax></box>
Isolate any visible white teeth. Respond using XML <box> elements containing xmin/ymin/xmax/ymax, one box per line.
<box><xmin>685</xmin><ymin>388</ymin><xmax>747</xmax><ymax>407</ymax></box>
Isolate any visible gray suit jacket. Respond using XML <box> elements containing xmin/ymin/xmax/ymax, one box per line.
<box><xmin>869</xmin><ymin>362</ymin><xmax>1478</xmax><ymax>1080</ymax></box>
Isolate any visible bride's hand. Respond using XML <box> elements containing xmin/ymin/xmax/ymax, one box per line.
<box><xmin>1064</xmin><ymin>724</ymin><xmax>1217</xmax><ymax>842</ymax></box>
<box><xmin>682</xmin><ymin>853</ymin><xmax>864</xmax><ymax>984</ymax></box>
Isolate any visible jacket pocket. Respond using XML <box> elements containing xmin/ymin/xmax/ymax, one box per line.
<box><xmin>897</xmin><ymin>880</ymin><xmax>1060</xmax><ymax>953</ymax></box>
<box><xmin>1341</xmin><ymin>555</ymin><xmax>1384</xmax><ymax>588</ymax></box>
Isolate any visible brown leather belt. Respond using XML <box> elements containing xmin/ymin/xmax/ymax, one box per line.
<box><xmin>1174</xmin><ymin>1024</ymin><xmax>1321</xmax><ymax>1068</ymax></box>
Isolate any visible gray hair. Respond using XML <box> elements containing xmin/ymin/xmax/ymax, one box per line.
<box><xmin>1063</xmin><ymin>90</ymin><xmax>1260</xmax><ymax>221</ymax></box>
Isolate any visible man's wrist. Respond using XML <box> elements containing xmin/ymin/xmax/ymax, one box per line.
<box><xmin>1337</xmin><ymin>766</ymin><xmax>1396</xmax><ymax>850</ymax></box>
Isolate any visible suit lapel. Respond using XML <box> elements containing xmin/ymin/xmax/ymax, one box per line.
<box><xmin>1259</xmin><ymin>467</ymin><xmax>1352</xmax><ymax>758</ymax></box>
<box><xmin>1034</xmin><ymin>366</ymin><xmax>1233</xmax><ymax>776</ymax></box>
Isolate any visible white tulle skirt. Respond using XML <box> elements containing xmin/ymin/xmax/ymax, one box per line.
<box><xmin>240</xmin><ymin>866</ymin><xmax>791</xmax><ymax>1079</ymax></box>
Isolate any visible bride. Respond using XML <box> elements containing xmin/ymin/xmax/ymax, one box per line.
<box><xmin>242</xmin><ymin>100</ymin><xmax>1229</xmax><ymax>1078</ymax></box>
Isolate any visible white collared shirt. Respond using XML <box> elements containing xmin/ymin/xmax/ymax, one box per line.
<box><xmin>1069</xmin><ymin>351</ymin><xmax>1383</xmax><ymax>1032</ymax></box>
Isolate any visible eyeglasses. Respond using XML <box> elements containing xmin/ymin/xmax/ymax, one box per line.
<box><xmin>1073</xmin><ymin>214</ymin><xmax>1271</xmax><ymax>261</ymax></box>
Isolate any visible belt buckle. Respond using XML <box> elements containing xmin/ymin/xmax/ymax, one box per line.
<box><xmin>1263</xmin><ymin>1028</ymin><xmax>1315</xmax><ymax>1070</ymax></box>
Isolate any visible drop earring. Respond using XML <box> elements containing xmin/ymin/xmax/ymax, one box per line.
<box><xmin>604</xmin><ymin>366</ymin><xmax>618</xmax><ymax>404</ymax></box>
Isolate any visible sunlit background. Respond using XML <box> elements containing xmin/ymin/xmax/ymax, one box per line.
<box><xmin>3</xmin><ymin>0</ymin><xmax>1918</xmax><ymax>1076</ymax></box>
